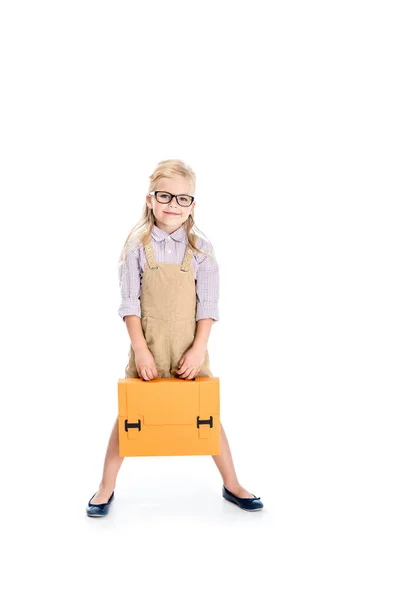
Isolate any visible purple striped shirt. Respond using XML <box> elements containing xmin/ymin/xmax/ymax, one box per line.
<box><xmin>118</xmin><ymin>224</ymin><xmax>219</xmax><ymax>324</ymax></box>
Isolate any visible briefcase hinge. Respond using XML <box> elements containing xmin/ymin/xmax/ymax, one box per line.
<box><xmin>125</xmin><ymin>418</ymin><xmax>141</xmax><ymax>432</ymax></box>
<box><xmin>197</xmin><ymin>416</ymin><xmax>213</xmax><ymax>428</ymax></box>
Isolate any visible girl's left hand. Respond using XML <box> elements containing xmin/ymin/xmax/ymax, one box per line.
<box><xmin>176</xmin><ymin>344</ymin><xmax>206</xmax><ymax>379</ymax></box>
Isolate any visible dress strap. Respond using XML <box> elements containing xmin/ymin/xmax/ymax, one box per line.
<box><xmin>144</xmin><ymin>240</ymin><xmax>159</xmax><ymax>269</ymax></box>
<box><xmin>180</xmin><ymin>245</ymin><xmax>193</xmax><ymax>272</ymax></box>
<box><xmin>144</xmin><ymin>240</ymin><xmax>193</xmax><ymax>271</ymax></box>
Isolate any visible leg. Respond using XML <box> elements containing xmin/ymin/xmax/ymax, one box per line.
<box><xmin>90</xmin><ymin>416</ymin><xmax>123</xmax><ymax>504</ymax></box>
<box><xmin>211</xmin><ymin>421</ymin><xmax>255</xmax><ymax>499</ymax></box>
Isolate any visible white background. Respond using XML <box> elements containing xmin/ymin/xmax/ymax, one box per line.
<box><xmin>1</xmin><ymin>1</ymin><xmax>399</xmax><ymax>598</ymax></box>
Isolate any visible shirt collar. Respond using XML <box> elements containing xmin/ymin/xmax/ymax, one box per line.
<box><xmin>151</xmin><ymin>223</ymin><xmax>187</xmax><ymax>243</ymax></box>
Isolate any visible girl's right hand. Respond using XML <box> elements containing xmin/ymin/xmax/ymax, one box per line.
<box><xmin>134</xmin><ymin>346</ymin><xmax>158</xmax><ymax>380</ymax></box>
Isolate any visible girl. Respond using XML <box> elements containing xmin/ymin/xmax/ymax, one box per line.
<box><xmin>86</xmin><ymin>159</ymin><xmax>263</xmax><ymax>516</ymax></box>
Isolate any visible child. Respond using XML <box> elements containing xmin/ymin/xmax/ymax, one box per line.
<box><xmin>86</xmin><ymin>159</ymin><xmax>263</xmax><ymax>516</ymax></box>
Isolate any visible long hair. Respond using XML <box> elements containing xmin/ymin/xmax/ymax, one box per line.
<box><xmin>119</xmin><ymin>159</ymin><xmax>215</xmax><ymax>265</ymax></box>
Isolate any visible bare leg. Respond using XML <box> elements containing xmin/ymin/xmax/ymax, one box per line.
<box><xmin>211</xmin><ymin>421</ymin><xmax>255</xmax><ymax>498</ymax></box>
<box><xmin>90</xmin><ymin>416</ymin><xmax>123</xmax><ymax>504</ymax></box>
<box><xmin>90</xmin><ymin>418</ymin><xmax>255</xmax><ymax>503</ymax></box>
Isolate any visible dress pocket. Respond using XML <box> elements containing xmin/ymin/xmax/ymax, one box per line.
<box><xmin>141</xmin><ymin>315</ymin><xmax>160</xmax><ymax>348</ymax></box>
<box><xmin>141</xmin><ymin>315</ymin><xmax>151</xmax><ymax>337</ymax></box>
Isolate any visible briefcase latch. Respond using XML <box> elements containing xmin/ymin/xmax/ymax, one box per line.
<box><xmin>197</xmin><ymin>416</ymin><xmax>213</xmax><ymax>428</ymax></box>
<box><xmin>125</xmin><ymin>418</ymin><xmax>141</xmax><ymax>432</ymax></box>
<box><xmin>197</xmin><ymin>415</ymin><xmax>213</xmax><ymax>440</ymax></box>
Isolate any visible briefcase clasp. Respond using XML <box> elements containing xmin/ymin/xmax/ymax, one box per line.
<box><xmin>125</xmin><ymin>418</ymin><xmax>141</xmax><ymax>432</ymax></box>
<box><xmin>197</xmin><ymin>416</ymin><xmax>213</xmax><ymax>428</ymax></box>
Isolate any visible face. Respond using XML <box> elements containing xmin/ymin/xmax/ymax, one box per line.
<box><xmin>146</xmin><ymin>176</ymin><xmax>196</xmax><ymax>234</ymax></box>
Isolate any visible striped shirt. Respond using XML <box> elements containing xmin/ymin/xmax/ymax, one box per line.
<box><xmin>118</xmin><ymin>223</ymin><xmax>219</xmax><ymax>324</ymax></box>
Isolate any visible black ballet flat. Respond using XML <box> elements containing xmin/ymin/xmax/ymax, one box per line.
<box><xmin>222</xmin><ymin>485</ymin><xmax>264</xmax><ymax>511</ymax></box>
<box><xmin>86</xmin><ymin>491</ymin><xmax>115</xmax><ymax>517</ymax></box>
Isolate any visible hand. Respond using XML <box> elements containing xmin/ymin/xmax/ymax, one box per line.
<box><xmin>175</xmin><ymin>343</ymin><xmax>207</xmax><ymax>380</ymax></box>
<box><xmin>134</xmin><ymin>346</ymin><xmax>158</xmax><ymax>381</ymax></box>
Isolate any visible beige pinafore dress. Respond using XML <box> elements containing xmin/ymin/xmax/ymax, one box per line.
<box><xmin>125</xmin><ymin>238</ymin><xmax>213</xmax><ymax>379</ymax></box>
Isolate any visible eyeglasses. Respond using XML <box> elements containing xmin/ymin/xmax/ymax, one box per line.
<box><xmin>149</xmin><ymin>191</ymin><xmax>195</xmax><ymax>207</ymax></box>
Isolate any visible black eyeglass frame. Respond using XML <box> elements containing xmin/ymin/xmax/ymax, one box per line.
<box><xmin>149</xmin><ymin>191</ymin><xmax>195</xmax><ymax>207</ymax></box>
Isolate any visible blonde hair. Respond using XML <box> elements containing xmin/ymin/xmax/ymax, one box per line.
<box><xmin>119</xmin><ymin>159</ymin><xmax>215</xmax><ymax>265</ymax></box>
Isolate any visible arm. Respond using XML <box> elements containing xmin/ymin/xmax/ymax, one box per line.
<box><xmin>193</xmin><ymin>239</ymin><xmax>220</xmax><ymax>350</ymax></box>
<box><xmin>193</xmin><ymin>318</ymin><xmax>213</xmax><ymax>351</ymax></box>
<box><xmin>118</xmin><ymin>245</ymin><xmax>148</xmax><ymax>351</ymax></box>
<box><xmin>124</xmin><ymin>315</ymin><xmax>148</xmax><ymax>352</ymax></box>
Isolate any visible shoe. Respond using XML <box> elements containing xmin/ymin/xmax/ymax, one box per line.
<box><xmin>86</xmin><ymin>491</ymin><xmax>115</xmax><ymax>517</ymax></box>
<box><xmin>222</xmin><ymin>485</ymin><xmax>264</xmax><ymax>511</ymax></box>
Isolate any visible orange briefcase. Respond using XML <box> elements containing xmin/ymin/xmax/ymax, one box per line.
<box><xmin>118</xmin><ymin>376</ymin><xmax>220</xmax><ymax>457</ymax></box>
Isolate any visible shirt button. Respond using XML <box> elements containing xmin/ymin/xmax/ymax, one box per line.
<box><xmin>167</xmin><ymin>249</ymin><xmax>172</xmax><ymax>254</ymax></box>
<box><xmin>166</xmin><ymin>236</ymin><xmax>170</xmax><ymax>241</ymax></box>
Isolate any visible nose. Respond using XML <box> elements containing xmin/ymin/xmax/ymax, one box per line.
<box><xmin>168</xmin><ymin>197</ymin><xmax>180</xmax><ymax>209</ymax></box>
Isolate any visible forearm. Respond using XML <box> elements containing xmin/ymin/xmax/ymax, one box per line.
<box><xmin>192</xmin><ymin>318</ymin><xmax>213</xmax><ymax>350</ymax></box>
<box><xmin>124</xmin><ymin>315</ymin><xmax>147</xmax><ymax>352</ymax></box>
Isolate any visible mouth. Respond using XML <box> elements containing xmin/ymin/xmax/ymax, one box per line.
<box><xmin>163</xmin><ymin>211</ymin><xmax>180</xmax><ymax>216</ymax></box>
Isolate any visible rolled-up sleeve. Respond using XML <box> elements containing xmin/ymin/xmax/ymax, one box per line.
<box><xmin>118</xmin><ymin>245</ymin><xmax>141</xmax><ymax>321</ymax></box>
<box><xmin>195</xmin><ymin>239</ymin><xmax>219</xmax><ymax>323</ymax></box>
